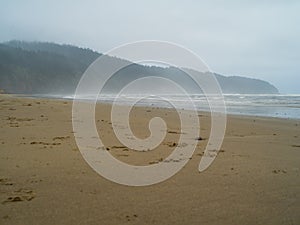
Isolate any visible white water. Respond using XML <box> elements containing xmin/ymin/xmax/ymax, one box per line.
<box><xmin>34</xmin><ymin>94</ymin><xmax>300</xmax><ymax>119</ymax></box>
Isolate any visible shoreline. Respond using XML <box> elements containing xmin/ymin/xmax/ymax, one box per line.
<box><xmin>7</xmin><ymin>93</ymin><xmax>300</xmax><ymax>121</ymax></box>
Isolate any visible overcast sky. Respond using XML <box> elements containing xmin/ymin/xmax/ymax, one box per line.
<box><xmin>1</xmin><ymin>0</ymin><xmax>299</xmax><ymax>93</ymax></box>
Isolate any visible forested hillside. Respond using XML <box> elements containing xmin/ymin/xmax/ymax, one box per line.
<box><xmin>0</xmin><ymin>41</ymin><xmax>279</xmax><ymax>95</ymax></box>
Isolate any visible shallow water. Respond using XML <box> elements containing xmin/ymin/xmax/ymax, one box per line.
<box><xmin>31</xmin><ymin>94</ymin><xmax>300</xmax><ymax>119</ymax></box>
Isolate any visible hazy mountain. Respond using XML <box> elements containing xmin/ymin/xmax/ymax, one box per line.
<box><xmin>0</xmin><ymin>41</ymin><xmax>279</xmax><ymax>95</ymax></box>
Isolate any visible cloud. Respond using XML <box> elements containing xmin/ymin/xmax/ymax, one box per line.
<box><xmin>0</xmin><ymin>0</ymin><xmax>299</xmax><ymax>93</ymax></box>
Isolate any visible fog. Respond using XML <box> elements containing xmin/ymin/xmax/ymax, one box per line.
<box><xmin>1</xmin><ymin>0</ymin><xmax>299</xmax><ymax>93</ymax></box>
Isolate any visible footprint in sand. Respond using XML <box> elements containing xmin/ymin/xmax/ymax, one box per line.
<box><xmin>125</xmin><ymin>214</ymin><xmax>138</xmax><ymax>222</ymax></box>
<box><xmin>272</xmin><ymin>169</ymin><xmax>287</xmax><ymax>174</ymax></box>
<box><xmin>2</xmin><ymin>189</ymin><xmax>35</xmax><ymax>204</ymax></box>
<box><xmin>0</xmin><ymin>178</ymin><xmax>14</xmax><ymax>186</ymax></box>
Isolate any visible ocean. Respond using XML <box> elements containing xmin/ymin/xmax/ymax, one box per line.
<box><xmin>33</xmin><ymin>94</ymin><xmax>300</xmax><ymax>119</ymax></box>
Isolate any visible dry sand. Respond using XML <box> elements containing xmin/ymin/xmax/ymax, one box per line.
<box><xmin>0</xmin><ymin>94</ymin><xmax>300</xmax><ymax>225</ymax></box>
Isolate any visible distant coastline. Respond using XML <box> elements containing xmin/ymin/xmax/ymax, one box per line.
<box><xmin>0</xmin><ymin>41</ymin><xmax>279</xmax><ymax>95</ymax></box>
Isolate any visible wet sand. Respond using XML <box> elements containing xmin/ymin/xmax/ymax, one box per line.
<box><xmin>0</xmin><ymin>94</ymin><xmax>300</xmax><ymax>225</ymax></box>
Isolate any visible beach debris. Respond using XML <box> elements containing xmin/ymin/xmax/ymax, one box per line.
<box><xmin>22</xmin><ymin>103</ymin><xmax>32</xmax><ymax>106</ymax></box>
<box><xmin>195</xmin><ymin>136</ymin><xmax>204</xmax><ymax>141</ymax></box>
<box><xmin>166</xmin><ymin>142</ymin><xmax>177</xmax><ymax>147</ymax></box>
<box><xmin>30</xmin><ymin>141</ymin><xmax>61</xmax><ymax>146</ymax></box>
<box><xmin>167</xmin><ymin>130</ymin><xmax>180</xmax><ymax>134</ymax></box>
<box><xmin>52</xmin><ymin>136</ymin><xmax>70</xmax><ymax>141</ymax></box>
<box><xmin>111</xmin><ymin>145</ymin><xmax>127</xmax><ymax>149</ymax></box>
<box><xmin>149</xmin><ymin>157</ymin><xmax>164</xmax><ymax>164</ymax></box>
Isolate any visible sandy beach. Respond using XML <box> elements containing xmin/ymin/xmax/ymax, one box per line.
<box><xmin>0</xmin><ymin>94</ymin><xmax>300</xmax><ymax>225</ymax></box>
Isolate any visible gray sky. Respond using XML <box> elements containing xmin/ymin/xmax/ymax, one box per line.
<box><xmin>1</xmin><ymin>0</ymin><xmax>299</xmax><ymax>93</ymax></box>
